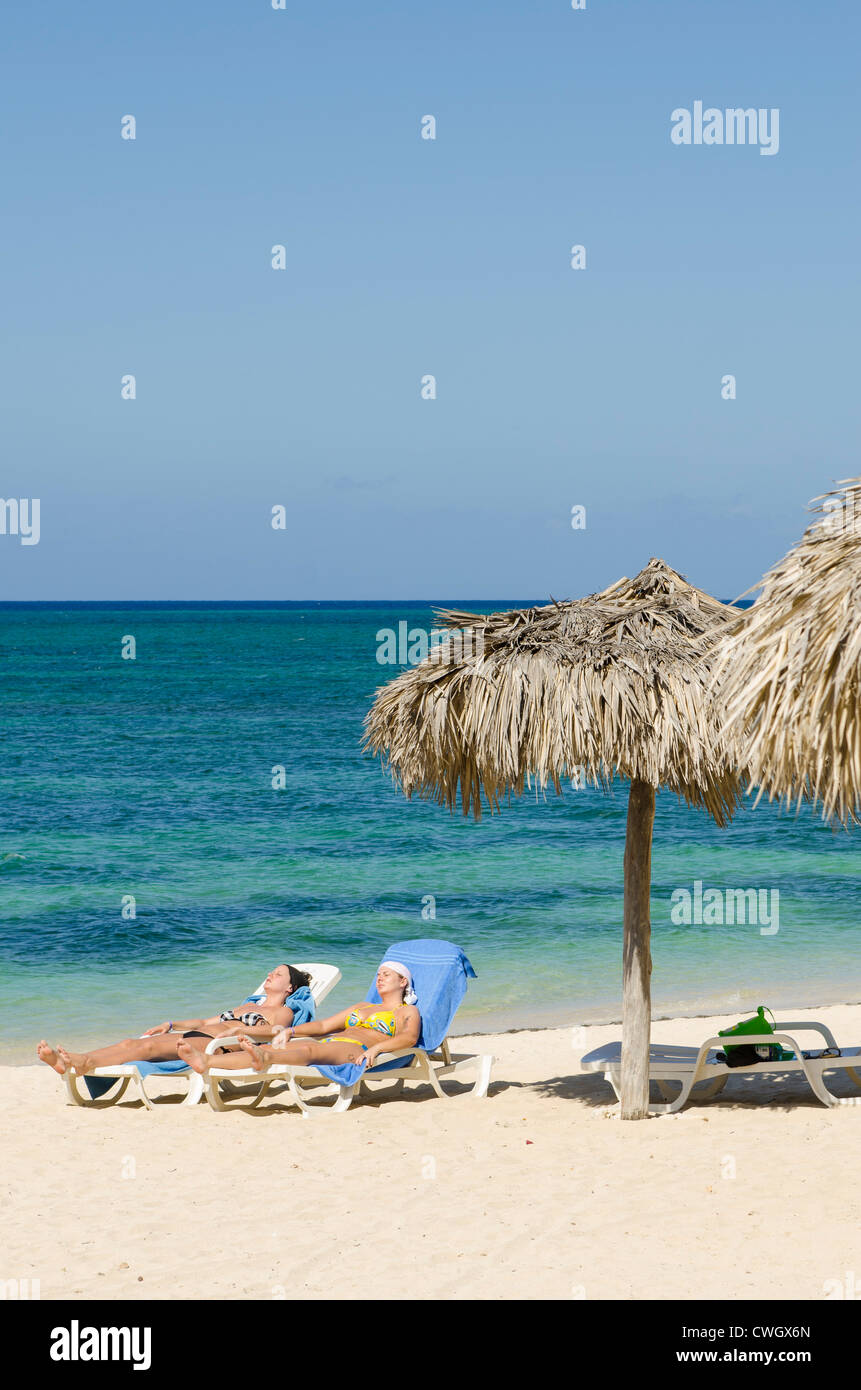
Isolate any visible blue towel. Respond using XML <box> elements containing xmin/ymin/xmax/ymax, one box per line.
<box><xmin>83</xmin><ymin>985</ymin><xmax>317</xmax><ymax>1100</ymax></box>
<box><xmin>311</xmin><ymin>939</ymin><xmax>476</xmax><ymax>1088</ymax></box>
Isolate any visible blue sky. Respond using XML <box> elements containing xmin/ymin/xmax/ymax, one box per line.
<box><xmin>2</xmin><ymin>0</ymin><xmax>859</xmax><ymax>600</ymax></box>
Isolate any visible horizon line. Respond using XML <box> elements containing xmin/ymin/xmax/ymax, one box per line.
<box><xmin>0</xmin><ymin>597</ymin><xmax>544</xmax><ymax>607</ymax></box>
<box><xmin>0</xmin><ymin>596</ymin><xmax>753</xmax><ymax>608</ymax></box>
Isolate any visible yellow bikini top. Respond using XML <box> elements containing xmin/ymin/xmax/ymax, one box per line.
<box><xmin>345</xmin><ymin>1008</ymin><xmax>397</xmax><ymax>1037</ymax></box>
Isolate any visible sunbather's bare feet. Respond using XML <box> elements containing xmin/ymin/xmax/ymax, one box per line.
<box><xmin>57</xmin><ymin>1047</ymin><xmax>93</xmax><ymax>1075</ymax></box>
<box><xmin>237</xmin><ymin>1037</ymin><xmax>268</xmax><ymax>1071</ymax></box>
<box><xmin>37</xmin><ymin>1040</ymin><xmax>66</xmax><ymax>1074</ymax></box>
<box><xmin>176</xmin><ymin>1041</ymin><xmax>210</xmax><ymax>1074</ymax></box>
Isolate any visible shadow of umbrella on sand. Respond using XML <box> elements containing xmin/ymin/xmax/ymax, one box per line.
<box><xmin>717</xmin><ymin>478</ymin><xmax>861</xmax><ymax>827</ymax></box>
<box><xmin>364</xmin><ymin>558</ymin><xmax>745</xmax><ymax>1120</ymax></box>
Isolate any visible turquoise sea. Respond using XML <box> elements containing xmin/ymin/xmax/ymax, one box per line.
<box><xmin>1</xmin><ymin>602</ymin><xmax>860</xmax><ymax>1064</ymax></box>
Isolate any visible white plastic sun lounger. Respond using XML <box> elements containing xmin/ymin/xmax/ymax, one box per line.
<box><xmin>581</xmin><ymin>1020</ymin><xmax>861</xmax><ymax>1114</ymax></box>
<box><xmin>61</xmin><ymin>963</ymin><xmax>341</xmax><ymax>1111</ymax></box>
<box><xmin>200</xmin><ymin>1034</ymin><xmax>494</xmax><ymax>1116</ymax></box>
<box><xmin>200</xmin><ymin>938</ymin><xmax>493</xmax><ymax>1115</ymax></box>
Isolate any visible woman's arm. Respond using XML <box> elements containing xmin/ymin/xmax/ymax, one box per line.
<box><xmin>218</xmin><ymin>1023</ymin><xmax>277</xmax><ymax>1039</ymax></box>
<box><xmin>142</xmin><ymin>996</ymin><xmax>297</xmax><ymax>1038</ymax></box>
<box><xmin>142</xmin><ymin>1016</ymin><xmax>206</xmax><ymax>1036</ymax></box>
<box><xmin>206</xmin><ymin>1001</ymin><xmax>296</xmax><ymax>1030</ymax></box>
<box><xmin>286</xmin><ymin>1007</ymin><xmax>350</xmax><ymax>1039</ymax></box>
<box><xmin>217</xmin><ymin>1006</ymin><xmax>295</xmax><ymax>1040</ymax></box>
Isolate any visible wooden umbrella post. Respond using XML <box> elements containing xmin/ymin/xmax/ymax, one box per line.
<box><xmin>620</xmin><ymin>778</ymin><xmax>656</xmax><ymax>1120</ymax></box>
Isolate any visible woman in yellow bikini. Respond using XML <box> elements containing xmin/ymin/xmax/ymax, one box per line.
<box><xmin>179</xmin><ymin>960</ymin><xmax>420</xmax><ymax>1075</ymax></box>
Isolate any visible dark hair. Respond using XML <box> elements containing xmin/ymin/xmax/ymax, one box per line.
<box><xmin>286</xmin><ymin>965</ymin><xmax>311</xmax><ymax>994</ymax></box>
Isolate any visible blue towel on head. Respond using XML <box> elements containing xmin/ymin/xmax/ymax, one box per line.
<box><xmin>311</xmin><ymin>939</ymin><xmax>476</xmax><ymax>1088</ymax></box>
<box><xmin>82</xmin><ymin>985</ymin><xmax>317</xmax><ymax>1100</ymax></box>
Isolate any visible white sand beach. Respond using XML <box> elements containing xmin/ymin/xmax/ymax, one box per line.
<box><xmin>4</xmin><ymin>1002</ymin><xmax>861</xmax><ymax>1302</ymax></box>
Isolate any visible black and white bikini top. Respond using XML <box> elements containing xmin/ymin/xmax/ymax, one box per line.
<box><xmin>219</xmin><ymin>1008</ymin><xmax>268</xmax><ymax>1026</ymax></box>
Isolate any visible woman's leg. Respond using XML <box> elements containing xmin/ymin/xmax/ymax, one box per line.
<box><xmin>46</xmin><ymin>1034</ymin><xmax>187</xmax><ymax>1076</ymax></box>
<box><xmin>179</xmin><ymin>1036</ymin><xmax>366</xmax><ymax>1074</ymax></box>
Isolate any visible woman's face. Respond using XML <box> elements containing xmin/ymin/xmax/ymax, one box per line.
<box><xmin>376</xmin><ymin>965</ymin><xmax>407</xmax><ymax>997</ymax></box>
<box><xmin>264</xmin><ymin>964</ymin><xmax>294</xmax><ymax>996</ymax></box>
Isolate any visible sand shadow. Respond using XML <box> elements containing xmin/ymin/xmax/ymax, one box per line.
<box><xmin>530</xmin><ymin>1068</ymin><xmax>861</xmax><ymax>1112</ymax></box>
<box><xmin>203</xmin><ymin>1074</ymin><xmax>494</xmax><ymax>1114</ymax></box>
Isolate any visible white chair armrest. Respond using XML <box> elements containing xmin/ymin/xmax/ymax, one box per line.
<box><xmin>773</xmin><ymin>1020</ymin><xmax>839</xmax><ymax>1050</ymax></box>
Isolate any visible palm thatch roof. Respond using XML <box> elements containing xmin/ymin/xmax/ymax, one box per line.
<box><xmin>365</xmin><ymin>557</ymin><xmax>744</xmax><ymax>825</ymax></box>
<box><xmin>717</xmin><ymin>478</ymin><xmax>861</xmax><ymax>826</ymax></box>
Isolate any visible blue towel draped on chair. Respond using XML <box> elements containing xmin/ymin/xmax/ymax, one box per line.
<box><xmin>311</xmin><ymin>939</ymin><xmax>476</xmax><ymax>1087</ymax></box>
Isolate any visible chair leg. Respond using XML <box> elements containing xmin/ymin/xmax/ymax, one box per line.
<box><xmin>656</xmin><ymin>1079</ymin><xmax>681</xmax><ymax>1101</ymax></box>
<box><xmin>648</xmin><ymin>1074</ymin><xmax>698</xmax><ymax>1114</ymax></box>
<box><xmin>331</xmin><ymin>1085</ymin><xmax>355</xmax><ymax>1112</ymax></box>
<box><xmin>808</xmin><ymin>1075</ymin><xmax>839</xmax><ymax>1107</ymax></box>
<box><xmin>606</xmin><ymin>1070</ymin><xmax>622</xmax><ymax>1103</ymax></box>
<box><xmin>204</xmin><ymin>1076</ymin><xmax>229</xmax><ymax>1111</ymax></box>
<box><xmin>247</xmin><ymin>1079</ymin><xmax>274</xmax><ymax>1109</ymax></box>
<box><xmin>284</xmin><ymin>1076</ymin><xmax>316</xmax><ymax>1117</ymax></box>
<box><xmin>360</xmin><ymin>1076</ymin><xmax>405</xmax><ymax>1098</ymax></box>
<box><xmin>136</xmin><ymin>1076</ymin><xmax>155</xmax><ymax>1111</ymax></box>
<box><xmin>63</xmin><ymin>1071</ymin><xmax>89</xmax><ymax>1107</ymax></box>
<box><xmin>799</xmin><ymin>1062</ymin><xmax>842</xmax><ymax>1108</ymax></box>
<box><xmin>424</xmin><ymin>1060</ymin><xmax>449</xmax><ymax>1099</ymax></box>
<box><xmin>655</xmin><ymin>1075</ymin><xmax>725</xmax><ymax>1105</ymax></box>
<box><xmin>696</xmin><ymin>1075</ymin><xmax>728</xmax><ymax>1099</ymax></box>
<box><xmin>63</xmin><ymin>1073</ymin><xmax>131</xmax><ymax>1107</ymax></box>
<box><xmin>472</xmin><ymin>1054</ymin><xmax>493</xmax><ymax>1098</ymax></box>
<box><xmin>183</xmin><ymin>1073</ymin><xmax>205</xmax><ymax>1106</ymax></box>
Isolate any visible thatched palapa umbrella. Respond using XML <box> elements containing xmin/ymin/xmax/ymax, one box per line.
<box><xmin>718</xmin><ymin>478</ymin><xmax>861</xmax><ymax>826</ymax></box>
<box><xmin>365</xmin><ymin>558</ymin><xmax>744</xmax><ymax>1119</ymax></box>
